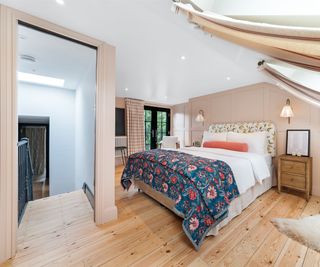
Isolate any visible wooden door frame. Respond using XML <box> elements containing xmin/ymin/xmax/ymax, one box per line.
<box><xmin>0</xmin><ymin>5</ymin><xmax>117</xmax><ymax>263</ymax></box>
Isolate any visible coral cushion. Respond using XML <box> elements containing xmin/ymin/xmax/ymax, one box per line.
<box><xmin>203</xmin><ymin>141</ymin><xmax>248</xmax><ymax>152</ymax></box>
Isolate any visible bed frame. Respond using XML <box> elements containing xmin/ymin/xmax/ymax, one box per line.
<box><xmin>208</xmin><ymin>121</ymin><xmax>276</xmax><ymax>156</ymax></box>
<box><xmin>134</xmin><ymin>179</ymin><xmax>179</xmax><ymax>215</ymax></box>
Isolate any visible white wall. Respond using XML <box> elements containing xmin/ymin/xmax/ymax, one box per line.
<box><xmin>74</xmin><ymin>60</ymin><xmax>96</xmax><ymax>192</ymax></box>
<box><xmin>18</xmin><ymin>60</ymin><xmax>96</xmax><ymax>195</ymax></box>
<box><xmin>18</xmin><ymin>83</ymin><xmax>76</xmax><ymax>195</ymax></box>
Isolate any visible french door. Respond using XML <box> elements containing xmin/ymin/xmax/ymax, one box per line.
<box><xmin>144</xmin><ymin>106</ymin><xmax>170</xmax><ymax>150</ymax></box>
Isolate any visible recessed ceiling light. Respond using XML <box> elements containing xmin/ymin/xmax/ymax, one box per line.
<box><xmin>18</xmin><ymin>72</ymin><xmax>65</xmax><ymax>87</ymax></box>
<box><xmin>226</xmin><ymin>77</ymin><xmax>231</xmax><ymax>81</ymax></box>
<box><xmin>20</xmin><ymin>54</ymin><xmax>36</xmax><ymax>63</ymax></box>
<box><xmin>56</xmin><ymin>0</ymin><xmax>65</xmax><ymax>5</ymax></box>
<box><xmin>19</xmin><ymin>34</ymin><xmax>27</xmax><ymax>40</ymax></box>
<box><xmin>180</xmin><ymin>56</ymin><xmax>186</xmax><ymax>60</ymax></box>
<box><xmin>124</xmin><ymin>88</ymin><xmax>128</xmax><ymax>91</ymax></box>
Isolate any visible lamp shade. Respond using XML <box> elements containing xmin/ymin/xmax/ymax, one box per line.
<box><xmin>280</xmin><ymin>105</ymin><xmax>294</xmax><ymax>118</ymax></box>
<box><xmin>280</xmin><ymin>99</ymin><xmax>294</xmax><ymax>118</ymax></box>
<box><xmin>280</xmin><ymin>98</ymin><xmax>294</xmax><ymax>124</ymax></box>
<box><xmin>195</xmin><ymin>110</ymin><xmax>205</xmax><ymax>122</ymax></box>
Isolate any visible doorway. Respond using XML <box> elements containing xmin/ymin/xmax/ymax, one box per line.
<box><xmin>17</xmin><ymin>23</ymin><xmax>97</xmax><ymax>207</ymax></box>
<box><xmin>0</xmin><ymin>6</ymin><xmax>116</xmax><ymax>263</ymax></box>
<box><xmin>144</xmin><ymin>106</ymin><xmax>171</xmax><ymax>150</ymax></box>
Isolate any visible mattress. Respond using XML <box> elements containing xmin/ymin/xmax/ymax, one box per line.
<box><xmin>207</xmin><ymin>175</ymin><xmax>273</xmax><ymax>236</ymax></box>
<box><xmin>129</xmin><ymin>147</ymin><xmax>275</xmax><ymax>245</ymax></box>
<box><xmin>178</xmin><ymin>147</ymin><xmax>272</xmax><ymax>193</ymax></box>
<box><xmin>206</xmin><ymin>152</ymin><xmax>274</xmax><ymax>236</ymax></box>
<box><xmin>159</xmin><ymin>147</ymin><xmax>275</xmax><ymax>236</ymax></box>
<box><xmin>263</xmin><ymin>153</ymin><xmax>272</xmax><ymax>169</ymax></box>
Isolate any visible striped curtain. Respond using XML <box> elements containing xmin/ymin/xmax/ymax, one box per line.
<box><xmin>125</xmin><ymin>98</ymin><xmax>145</xmax><ymax>155</ymax></box>
<box><xmin>173</xmin><ymin>2</ymin><xmax>320</xmax><ymax>71</ymax></box>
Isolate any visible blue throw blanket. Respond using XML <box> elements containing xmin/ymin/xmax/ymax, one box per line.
<box><xmin>121</xmin><ymin>149</ymin><xmax>239</xmax><ymax>250</ymax></box>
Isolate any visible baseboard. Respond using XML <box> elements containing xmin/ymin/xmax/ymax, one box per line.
<box><xmin>82</xmin><ymin>183</ymin><xmax>94</xmax><ymax>209</ymax></box>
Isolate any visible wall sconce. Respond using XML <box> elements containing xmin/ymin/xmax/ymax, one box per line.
<box><xmin>280</xmin><ymin>98</ymin><xmax>294</xmax><ymax>124</ymax></box>
<box><xmin>195</xmin><ymin>110</ymin><xmax>205</xmax><ymax>124</ymax></box>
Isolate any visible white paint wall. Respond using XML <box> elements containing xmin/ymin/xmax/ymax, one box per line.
<box><xmin>75</xmin><ymin>61</ymin><xmax>96</xmax><ymax>192</ymax></box>
<box><xmin>18</xmin><ymin>59</ymin><xmax>96</xmax><ymax>195</ymax></box>
<box><xmin>18</xmin><ymin>83</ymin><xmax>76</xmax><ymax>195</ymax></box>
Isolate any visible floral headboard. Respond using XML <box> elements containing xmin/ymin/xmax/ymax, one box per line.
<box><xmin>208</xmin><ymin>121</ymin><xmax>276</xmax><ymax>156</ymax></box>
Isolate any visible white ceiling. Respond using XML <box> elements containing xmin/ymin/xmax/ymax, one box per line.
<box><xmin>200</xmin><ymin>0</ymin><xmax>320</xmax><ymax>27</ymax></box>
<box><xmin>231</xmin><ymin>15</ymin><xmax>320</xmax><ymax>28</ymax></box>
<box><xmin>0</xmin><ymin>0</ymin><xmax>279</xmax><ymax>104</ymax></box>
<box><xmin>207</xmin><ymin>0</ymin><xmax>320</xmax><ymax>17</ymax></box>
<box><xmin>18</xmin><ymin>24</ymin><xmax>96</xmax><ymax>90</ymax></box>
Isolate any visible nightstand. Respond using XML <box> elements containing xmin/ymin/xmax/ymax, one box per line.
<box><xmin>278</xmin><ymin>154</ymin><xmax>312</xmax><ymax>200</ymax></box>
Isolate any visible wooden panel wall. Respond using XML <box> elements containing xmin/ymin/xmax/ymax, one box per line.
<box><xmin>0</xmin><ymin>5</ymin><xmax>17</xmax><ymax>263</ymax></box>
<box><xmin>172</xmin><ymin>82</ymin><xmax>320</xmax><ymax>196</ymax></box>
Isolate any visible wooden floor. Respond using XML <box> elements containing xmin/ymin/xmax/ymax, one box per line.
<box><xmin>3</xmin><ymin>166</ymin><xmax>320</xmax><ymax>267</ymax></box>
<box><xmin>33</xmin><ymin>181</ymin><xmax>49</xmax><ymax>200</ymax></box>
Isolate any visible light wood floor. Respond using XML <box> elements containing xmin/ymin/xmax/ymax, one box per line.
<box><xmin>3</xmin><ymin>166</ymin><xmax>320</xmax><ymax>267</ymax></box>
<box><xmin>33</xmin><ymin>181</ymin><xmax>49</xmax><ymax>200</ymax></box>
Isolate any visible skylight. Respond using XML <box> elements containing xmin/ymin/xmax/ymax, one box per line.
<box><xmin>18</xmin><ymin>72</ymin><xmax>65</xmax><ymax>88</ymax></box>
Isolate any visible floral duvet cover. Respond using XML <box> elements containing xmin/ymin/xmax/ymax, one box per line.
<box><xmin>121</xmin><ymin>149</ymin><xmax>239</xmax><ymax>250</ymax></box>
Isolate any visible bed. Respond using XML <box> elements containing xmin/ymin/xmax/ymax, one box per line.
<box><xmin>121</xmin><ymin>121</ymin><xmax>276</xmax><ymax>250</ymax></box>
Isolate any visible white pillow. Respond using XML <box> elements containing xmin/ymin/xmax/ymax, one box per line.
<box><xmin>202</xmin><ymin>131</ymin><xmax>227</xmax><ymax>146</ymax></box>
<box><xmin>227</xmin><ymin>132</ymin><xmax>267</xmax><ymax>154</ymax></box>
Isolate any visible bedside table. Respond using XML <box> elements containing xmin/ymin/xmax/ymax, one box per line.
<box><xmin>278</xmin><ymin>154</ymin><xmax>312</xmax><ymax>200</ymax></box>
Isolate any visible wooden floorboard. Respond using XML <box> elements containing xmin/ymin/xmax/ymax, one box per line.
<box><xmin>3</xmin><ymin>165</ymin><xmax>320</xmax><ymax>267</ymax></box>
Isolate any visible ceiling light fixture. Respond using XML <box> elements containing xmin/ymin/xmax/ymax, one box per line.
<box><xmin>20</xmin><ymin>54</ymin><xmax>36</xmax><ymax>63</ymax></box>
<box><xmin>19</xmin><ymin>34</ymin><xmax>27</xmax><ymax>40</ymax></box>
<box><xmin>180</xmin><ymin>56</ymin><xmax>186</xmax><ymax>60</ymax></box>
<box><xmin>124</xmin><ymin>88</ymin><xmax>128</xmax><ymax>91</ymax></box>
<box><xmin>56</xmin><ymin>0</ymin><xmax>65</xmax><ymax>5</ymax></box>
<box><xmin>18</xmin><ymin>72</ymin><xmax>65</xmax><ymax>88</ymax></box>
<box><xmin>226</xmin><ymin>77</ymin><xmax>231</xmax><ymax>81</ymax></box>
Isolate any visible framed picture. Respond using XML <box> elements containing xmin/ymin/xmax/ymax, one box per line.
<box><xmin>286</xmin><ymin>129</ymin><xmax>310</xmax><ymax>157</ymax></box>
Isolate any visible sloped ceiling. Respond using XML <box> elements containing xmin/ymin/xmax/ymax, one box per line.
<box><xmin>194</xmin><ymin>0</ymin><xmax>320</xmax><ymax>27</ymax></box>
<box><xmin>205</xmin><ymin>0</ymin><xmax>320</xmax><ymax>17</ymax></box>
<box><xmin>0</xmin><ymin>0</ymin><xmax>271</xmax><ymax>104</ymax></box>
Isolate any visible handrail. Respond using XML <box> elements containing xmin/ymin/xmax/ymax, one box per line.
<box><xmin>18</xmin><ymin>138</ymin><xmax>34</xmax><ymax>224</ymax></box>
<box><xmin>20</xmin><ymin>137</ymin><xmax>34</xmax><ymax>178</ymax></box>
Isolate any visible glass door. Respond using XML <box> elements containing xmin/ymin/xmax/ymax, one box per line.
<box><xmin>144</xmin><ymin>106</ymin><xmax>170</xmax><ymax>150</ymax></box>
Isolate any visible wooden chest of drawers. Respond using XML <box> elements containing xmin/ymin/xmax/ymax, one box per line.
<box><xmin>278</xmin><ymin>154</ymin><xmax>312</xmax><ymax>200</ymax></box>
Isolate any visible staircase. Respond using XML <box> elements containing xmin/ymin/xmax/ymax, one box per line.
<box><xmin>18</xmin><ymin>138</ymin><xmax>34</xmax><ymax>224</ymax></box>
